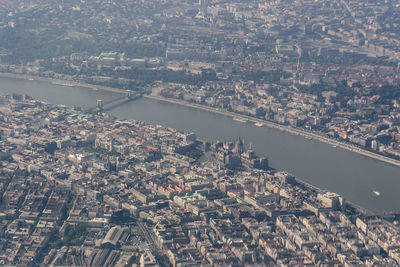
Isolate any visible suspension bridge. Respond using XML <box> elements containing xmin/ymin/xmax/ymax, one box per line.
<box><xmin>85</xmin><ymin>91</ymin><xmax>142</xmax><ymax>113</ymax></box>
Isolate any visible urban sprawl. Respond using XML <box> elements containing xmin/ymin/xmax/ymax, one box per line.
<box><xmin>1</xmin><ymin>0</ymin><xmax>400</xmax><ymax>161</ymax></box>
<box><xmin>0</xmin><ymin>94</ymin><xmax>400</xmax><ymax>266</ymax></box>
<box><xmin>1</xmin><ymin>0</ymin><xmax>400</xmax><ymax>266</ymax></box>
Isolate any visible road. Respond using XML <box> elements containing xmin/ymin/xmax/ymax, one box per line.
<box><xmin>137</xmin><ymin>222</ymin><xmax>159</xmax><ymax>252</ymax></box>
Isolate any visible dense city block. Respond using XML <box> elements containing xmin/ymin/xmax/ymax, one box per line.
<box><xmin>1</xmin><ymin>94</ymin><xmax>400</xmax><ymax>266</ymax></box>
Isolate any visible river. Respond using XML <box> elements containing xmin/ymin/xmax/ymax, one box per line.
<box><xmin>0</xmin><ymin>76</ymin><xmax>399</xmax><ymax>213</ymax></box>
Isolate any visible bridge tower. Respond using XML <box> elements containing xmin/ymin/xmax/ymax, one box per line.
<box><xmin>97</xmin><ymin>99</ymin><xmax>103</xmax><ymax>110</ymax></box>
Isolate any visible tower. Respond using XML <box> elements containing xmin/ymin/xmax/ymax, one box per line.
<box><xmin>97</xmin><ymin>99</ymin><xmax>103</xmax><ymax>110</ymax></box>
<box><xmin>235</xmin><ymin>137</ymin><xmax>245</xmax><ymax>154</ymax></box>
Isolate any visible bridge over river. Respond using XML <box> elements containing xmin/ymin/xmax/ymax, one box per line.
<box><xmin>85</xmin><ymin>91</ymin><xmax>142</xmax><ymax>113</ymax></box>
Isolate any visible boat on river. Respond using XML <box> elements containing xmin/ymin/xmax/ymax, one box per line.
<box><xmin>52</xmin><ymin>81</ymin><xmax>74</xmax><ymax>87</ymax></box>
<box><xmin>233</xmin><ymin>117</ymin><xmax>248</xmax><ymax>123</ymax></box>
<box><xmin>373</xmin><ymin>191</ymin><xmax>380</xmax><ymax>196</ymax></box>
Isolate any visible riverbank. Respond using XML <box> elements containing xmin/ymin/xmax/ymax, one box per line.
<box><xmin>2</xmin><ymin>72</ymin><xmax>400</xmax><ymax>168</ymax></box>
<box><xmin>145</xmin><ymin>94</ymin><xmax>400</xmax><ymax>168</ymax></box>
<box><xmin>0</xmin><ymin>72</ymin><xmax>128</xmax><ymax>94</ymax></box>
<box><xmin>1</xmin><ymin>72</ymin><xmax>398</xmax><ymax>214</ymax></box>
<box><xmin>144</xmin><ymin>96</ymin><xmax>384</xmax><ymax>216</ymax></box>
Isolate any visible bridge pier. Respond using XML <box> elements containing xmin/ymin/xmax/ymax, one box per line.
<box><xmin>126</xmin><ymin>91</ymin><xmax>132</xmax><ymax>100</ymax></box>
<box><xmin>97</xmin><ymin>99</ymin><xmax>103</xmax><ymax>110</ymax></box>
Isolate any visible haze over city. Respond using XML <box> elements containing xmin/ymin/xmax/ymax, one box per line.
<box><xmin>1</xmin><ymin>0</ymin><xmax>400</xmax><ymax>266</ymax></box>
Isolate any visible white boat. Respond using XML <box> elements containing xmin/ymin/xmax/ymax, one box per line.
<box><xmin>373</xmin><ymin>191</ymin><xmax>380</xmax><ymax>196</ymax></box>
<box><xmin>233</xmin><ymin>117</ymin><xmax>248</xmax><ymax>123</ymax></box>
<box><xmin>52</xmin><ymin>81</ymin><xmax>74</xmax><ymax>87</ymax></box>
<box><xmin>255</xmin><ymin>122</ymin><xmax>264</xmax><ymax>127</ymax></box>
<box><xmin>28</xmin><ymin>78</ymin><xmax>34</xmax><ymax>81</ymax></box>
